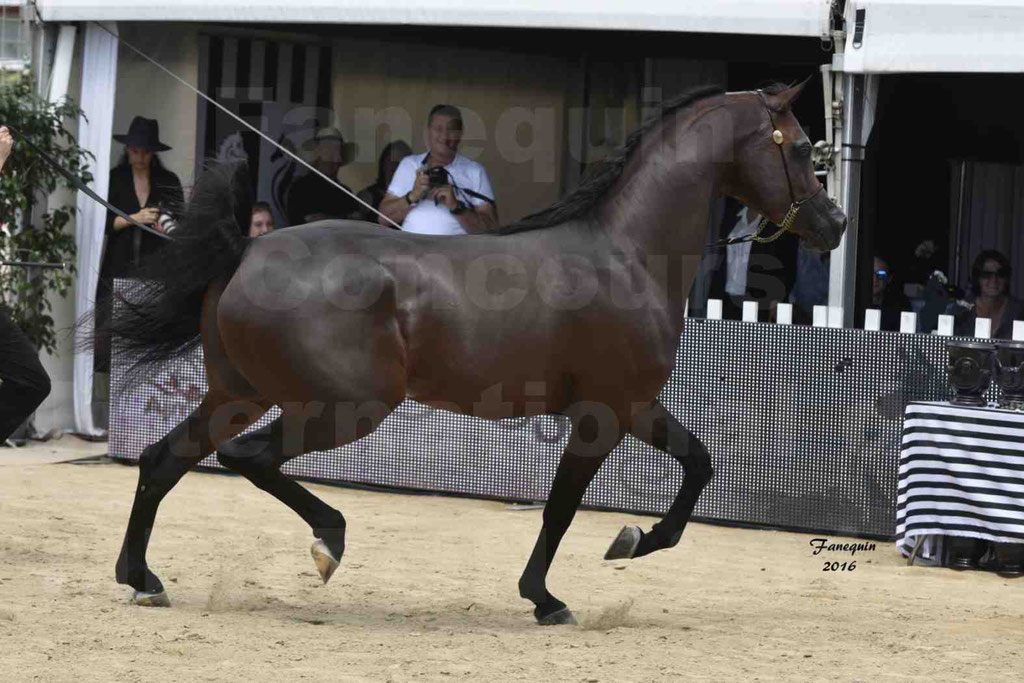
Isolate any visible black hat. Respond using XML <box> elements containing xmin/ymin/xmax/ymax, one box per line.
<box><xmin>113</xmin><ymin>116</ymin><xmax>172</xmax><ymax>152</ymax></box>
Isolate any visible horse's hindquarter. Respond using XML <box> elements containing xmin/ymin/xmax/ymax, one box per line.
<box><xmin>218</xmin><ymin>223</ymin><xmax>409</xmax><ymax>405</ymax></box>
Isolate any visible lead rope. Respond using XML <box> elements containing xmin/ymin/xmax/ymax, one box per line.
<box><xmin>7</xmin><ymin>123</ymin><xmax>171</xmax><ymax>240</ymax></box>
<box><xmin>91</xmin><ymin>21</ymin><xmax>403</xmax><ymax>231</ymax></box>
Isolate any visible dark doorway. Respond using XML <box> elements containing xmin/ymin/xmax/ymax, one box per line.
<box><xmin>859</xmin><ymin>74</ymin><xmax>1024</xmax><ymax>327</ymax></box>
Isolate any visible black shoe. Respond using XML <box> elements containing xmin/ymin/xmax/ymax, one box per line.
<box><xmin>946</xmin><ymin>536</ymin><xmax>988</xmax><ymax>570</ymax></box>
<box><xmin>992</xmin><ymin>542</ymin><xmax>1024</xmax><ymax>578</ymax></box>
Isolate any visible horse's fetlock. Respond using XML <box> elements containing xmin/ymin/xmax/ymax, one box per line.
<box><xmin>314</xmin><ymin>524</ymin><xmax>346</xmax><ymax>544</ymax></box>
<box><xmin>518</xmin><ymin>576</ymin><xmax>546</xmax><ymax>603</ymax></box>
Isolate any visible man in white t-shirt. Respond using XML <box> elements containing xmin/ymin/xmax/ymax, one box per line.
<box><xmin>379</xmin><ymin>104</ymin><xmax>497</xmax><ymax>235</ymax></box>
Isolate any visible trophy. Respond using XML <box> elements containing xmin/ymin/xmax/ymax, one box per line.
<box><xmin>946</xmin><ymin>341</ymin><xmax>996</xmax><ymax>406</ymax></box>
<box><xmin>994</xmin><ymin>341</ymin><xmax>1024</xmax><ymax>410</ymax></box>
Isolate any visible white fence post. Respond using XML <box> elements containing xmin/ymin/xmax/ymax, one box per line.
<box><xmin>864</xmin><ymin>309</ymin><xmax>881</xmax><ymax>332</ymax></box>
<box><xmin>937</xmin><ymin>314</ymin><xmax>954</xmax><ymax>336</ymax></box>
<box><xmin>742</xmin><ymin>301</ymin><xmax>758</xmax><ymax>322</ymax></box>
<box><xmin>707</xmin><ymin>299</ymin><xmax>723</xmax><ymax>320</ymax></box>
<box><xmin>827</xmin><ymin>306</ymin><xmax>843</xmax><ymax>328</ymax></box>
<box><xmin>813</xmin><ymin>305</ymin><xmax>828</xmax><ymax>327</ymax></box>
<box><xmin>975</xmin><ymin>317</ymin><xmax>992</xmax><ymax>339</ymax></box>
<box><xmin>776</xmin><ymin>303</ymin><xmax>793</xmax><ymax>325</ymax></box>
<box><xmin>900</xmin><ymin>311</ymin><xmax>917</xmax><ymax>334</ymax></box>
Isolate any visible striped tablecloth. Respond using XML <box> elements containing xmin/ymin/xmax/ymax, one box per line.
<box><xmin>897</xmin><ymin>401</ymin><xmax>1024</xmax><ymax>560</ymax></box>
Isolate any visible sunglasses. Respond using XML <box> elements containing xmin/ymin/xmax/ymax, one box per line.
<box><xmin>874</xmin><ymin>269</ymin><xmax>889</xmax><ymax>279</ymax></box>
<box><xmin>979</xmin><ymin>269</ymin><xmax>1009</xmax><ymax>280</ymax></box>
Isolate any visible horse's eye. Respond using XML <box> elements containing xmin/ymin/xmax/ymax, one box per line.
<box><xmin>793</xmin><ymin>143</ymin><xmax>812</xmax><ymax>158</ymax></box>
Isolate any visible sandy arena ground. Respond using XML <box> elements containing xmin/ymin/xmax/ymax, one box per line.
<box><xmin>1</xmin><ymin>436</ymin><xmax>1023</xmax><ymax>682</ymax></box>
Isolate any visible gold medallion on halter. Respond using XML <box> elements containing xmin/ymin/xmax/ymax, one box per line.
<box><xmin>772</xmin><ymin>129</ymin><xmax>784</xmax><ymax>145</ymax></box>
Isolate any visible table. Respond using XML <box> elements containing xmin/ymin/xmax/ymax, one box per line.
<box><xmin>897</xmin><ymin>401</ymin><xmax>1024</xmax><ymax>565</ymax></box>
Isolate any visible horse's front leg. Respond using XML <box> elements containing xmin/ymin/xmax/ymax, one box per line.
<box><xmin>518</xmin><ymin>412</ymin><xmax>617</xmax><ymax>625</ymax></box>
<box><xmin>605</xmin><ymin>400</ymin><xmax>713</xmax><ymax>560</ymax></box>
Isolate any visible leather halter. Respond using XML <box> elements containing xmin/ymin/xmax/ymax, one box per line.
<box><xmin>747</xmin><ymin>90</ymin><xmax>825</xmax><ymax>244</ymax></box>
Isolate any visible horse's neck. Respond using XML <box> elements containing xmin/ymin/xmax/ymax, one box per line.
<box><xmin>589</xmin><ymin>114</ymin><xmax>721</xmax><ymax>314</ymax></box>
<box><xmin>596</xmin><ymin>113</ymin><xmax>720</xmax><ymax>262</ymax></box>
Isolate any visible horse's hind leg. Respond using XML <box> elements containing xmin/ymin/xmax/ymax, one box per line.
<box><xmin>605</xmin><ymin>400</ymin><xmax>714</xmax><ymax>560</ymax></box>
<box><xmin>216</xmin><ymin>402</ymin><xmax>394</xmax><ymax>584</ymax></box>
<box><xmin>115</xmin><ymin>392</ymin><xmax>265</xmax><ymax>605</ymax></box>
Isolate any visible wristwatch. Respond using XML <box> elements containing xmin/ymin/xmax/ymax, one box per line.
<box><xmin>404</xmin><ymin>191</ymin><xmax>417</xmax><ymax>205</ymax></box>
<box><xmin>450</xmin><ymin>200</ymin><xmax>467</xmax><ymax>215</ymax></box>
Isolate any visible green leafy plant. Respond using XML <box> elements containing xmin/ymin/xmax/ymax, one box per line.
<box><xmin>1</xmin><ymin>73</ymin><xmax>91</xmax><ymax>354</ymax></box>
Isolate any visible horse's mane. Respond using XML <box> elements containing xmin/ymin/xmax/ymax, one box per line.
<box><xmin>495</xmin><ymin>82</ymin><xmax>799</xmax><ymax>235</ymax></box>
<box><xmin>497</xmin><ymin>84</ymin><xmax>726</xmax><ymax>235</ymax></box>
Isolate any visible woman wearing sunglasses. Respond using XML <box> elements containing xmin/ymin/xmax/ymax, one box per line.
<box><xmin>954</xmin><ymin>250</ymin><xmax>1024</xmax><ymax>339</ymax></box>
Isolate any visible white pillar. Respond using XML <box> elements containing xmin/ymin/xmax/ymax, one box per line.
<box><xmin>828</xmin><ymin>73</ymin><xmax>879</xmax><ymax>327</ymax></box>
<box><xmin>47</xmin><ymin>25</ymin><xmax>78</xmax><ymax>104</ymax></box>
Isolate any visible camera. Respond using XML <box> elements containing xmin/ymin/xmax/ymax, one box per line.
<box><xmin>425</xmin><ymin>166</ymin><xmax>449</xmax><ymax>188</ymax></box>
<box><xmin>157</xmin><ymin>205</ymin><xmax>178</xmax><ymax>234</ymax></box>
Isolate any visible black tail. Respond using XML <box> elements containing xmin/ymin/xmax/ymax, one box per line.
<box><xmin>86</xmin><ymin>162</ymin><xmax>253</xmax><ymax>381</ymax></box>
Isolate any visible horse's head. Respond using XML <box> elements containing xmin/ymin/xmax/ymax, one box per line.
<box><xmin>726</xmin><ymin>82</ymin><xmax>846</xmax><ymax>251</ymax></box>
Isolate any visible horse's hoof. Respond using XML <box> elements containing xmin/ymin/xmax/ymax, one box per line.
<box><xmin>536</xmin><ymin>607</ymin><xmax>578</xmax><ymax>626</ymax></box>
<box><xmin>604</xmin><ymin>525</ymin><xmax>643</xmax><ymax>560</ymax></box>
<box><xmin>132</xmin><ymin>589</ymin><xmax>171</xmax><ymax>607</ymax></box>
<box><xmin>311</xmin><ymin>539</ymin><xmax>340</xmax><ymax>585</ymax></box>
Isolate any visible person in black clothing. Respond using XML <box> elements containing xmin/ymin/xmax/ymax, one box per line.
<box><xmin>102</xmin><ymin>117</ymin><xmax>183</xmax><ymax>271</ymax></box>
<box><xmin>284</xmin><ymin>127</ymin><xmax>360</xmax><ymax>226</ymax></box>
<box><xmin>953</xmin><ymin>250</ymin><xmax>1024</xmax><ymax>339</ymax></box>
<box><xmin>0</xmin><ymin>125</ymin><xmax>51</xmax><ymax>444</ymax></box>
<box><xmin>868</xmin><ymin>255</ymin><xmax>913</xmax><ymax>331</ymax></box>
<box><xmin>349</xmin><ymin>139</ymin><xmax>412</xmax><ymax>224</ymax></box>
<box><xmin>95</xmin><ymin>116</ymin><xmax>183</xmax><ymax>373</ymax></box>
<box><xmin>713</xmin><ymin>198</ymin><xmax>798</xmax><ymax>322</ymax></box>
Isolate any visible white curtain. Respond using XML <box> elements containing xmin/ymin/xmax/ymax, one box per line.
<box><xmin>73</xmin><ymin>22</ymin><xmax>118</xmax><ymax>437</ymax></box>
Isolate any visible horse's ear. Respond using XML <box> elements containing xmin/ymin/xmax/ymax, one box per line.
<box><xmin>774</xmin><ymin>76</ymin><xmax>813</xmax><ymax>111</ymax></box>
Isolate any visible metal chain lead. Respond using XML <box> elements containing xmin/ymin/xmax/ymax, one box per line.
<box><xmin>750</xmin><ymin>202</ymin><xmax>800</xmax><ymax>243</ymax></box>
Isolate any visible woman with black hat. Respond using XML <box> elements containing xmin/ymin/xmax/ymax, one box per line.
<box><xmin>95</xmin><ymin>116</ymin><xmax>183</xmax><ymax>374</ymax></box>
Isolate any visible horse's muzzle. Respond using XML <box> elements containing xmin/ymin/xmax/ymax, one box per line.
<box><xmin>795</xmin><ymin>190</ymin><xmax>847</xmax><ymax>252</ymax></box>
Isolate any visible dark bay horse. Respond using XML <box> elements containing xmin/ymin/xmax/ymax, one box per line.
<box><xmin>105</xmin><ymin>82</ymin><xmax>845</xmax><ymax>625</ymax></box>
